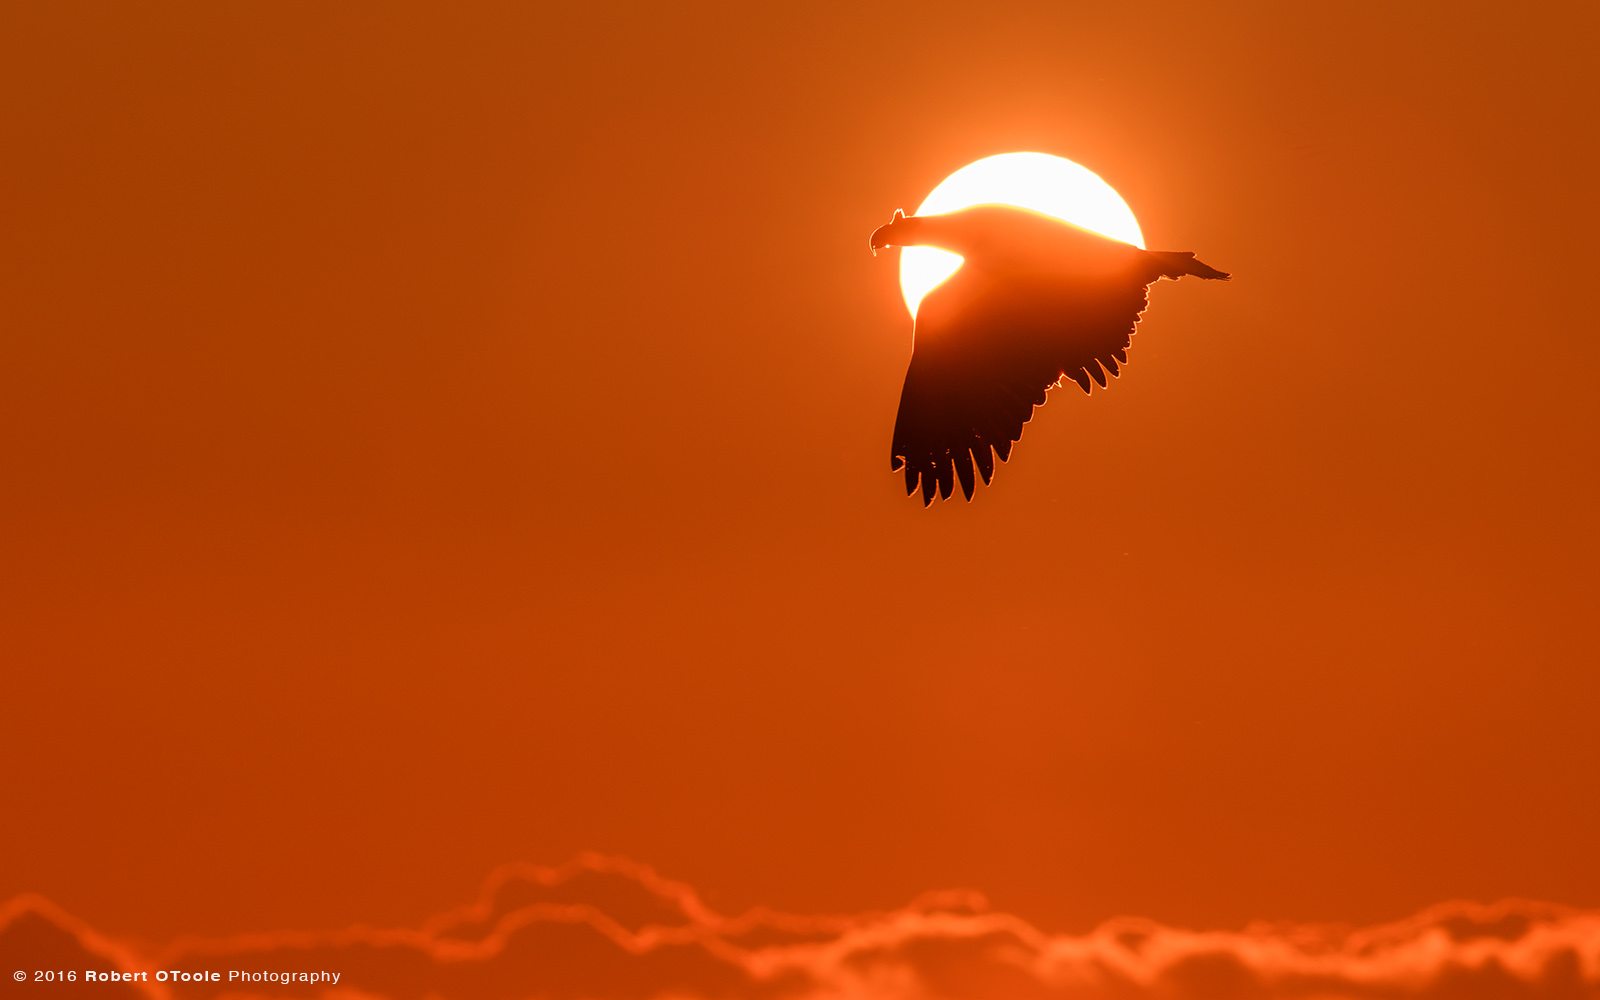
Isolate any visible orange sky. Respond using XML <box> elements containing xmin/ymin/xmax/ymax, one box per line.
<box><xmin>2</xmin><ymin>0</ymin><xmax>1598</xmax><ymax>949</ymax></box>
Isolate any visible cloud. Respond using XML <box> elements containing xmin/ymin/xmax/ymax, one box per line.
<box><xmin>4</xmin><ymin>853</ymin><xmax>1598</xmax><ymax>1000</ymax></box>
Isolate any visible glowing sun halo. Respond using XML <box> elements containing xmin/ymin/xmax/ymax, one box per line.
<box><xmin>899</xmin><ymin>152</ymin><xmax>1145</xmax><ymax>316</ymax></box>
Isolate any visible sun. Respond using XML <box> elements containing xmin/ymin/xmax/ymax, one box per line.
<box><xmin>899</xmin><ymin>152</ymin><xmax>1145</xmax><ymax>316</ymax></box>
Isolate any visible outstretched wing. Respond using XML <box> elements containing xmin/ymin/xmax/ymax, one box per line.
<box><xmin>890</xmin><ymin>261</ymin><xmax>1156</xmax><ymax>505</ymax></box>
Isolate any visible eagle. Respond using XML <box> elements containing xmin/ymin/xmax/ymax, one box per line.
<box><xmin>870</xmin><ymin>204</ymin><xmax>1229</xmax><ymax>505</ymax></box>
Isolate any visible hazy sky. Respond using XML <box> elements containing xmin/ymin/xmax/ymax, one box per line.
<box><xmin>2</xmin><ymin>1</ymin><xmax>1597</xmax><ymax>943</ymax></box>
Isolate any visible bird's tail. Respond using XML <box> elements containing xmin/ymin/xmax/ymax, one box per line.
<box><xmin>1145</xmin><ymin>250</ymin><xmax>1230</xmax><ymax>281</ymax></box>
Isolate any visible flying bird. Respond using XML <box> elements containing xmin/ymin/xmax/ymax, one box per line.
<box><xmin>870</xmin><ymin>205</ymin><xmax>1229</xmax><ymax>505</ymax></box>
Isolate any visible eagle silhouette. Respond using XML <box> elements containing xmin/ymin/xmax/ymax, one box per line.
<box><xmin>870</xmin><ymin>204</ymin><xmax>1229</xmax><ymax>505</ymax></box>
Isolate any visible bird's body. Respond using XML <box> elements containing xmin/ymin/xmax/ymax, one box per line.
<box><xmin>870</xmin><ymin>204</ymin><xmax>1228</xmax><ymax>505</ymax></box>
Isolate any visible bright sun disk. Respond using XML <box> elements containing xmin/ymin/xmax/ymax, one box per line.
<box><xmin>900</xmin><ymin>152</ymin><xmax>1145</xmax><ymax>316</ymax></box>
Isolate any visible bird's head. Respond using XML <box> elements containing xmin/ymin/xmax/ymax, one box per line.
<box><xmin>868</xmin><ymin>209</ymin><xmax>921</xmax><ymax>256</ymax></box>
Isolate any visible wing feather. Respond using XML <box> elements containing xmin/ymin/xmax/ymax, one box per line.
<box><xmin>890</xmin><ymin>261</ymin><xmax>1156</xmax><ymax>502</ymax></box>
<box><xmin>972</xmin><ymin>441</ymin><xmax>994</xmax><ymax>485</ymax></box>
